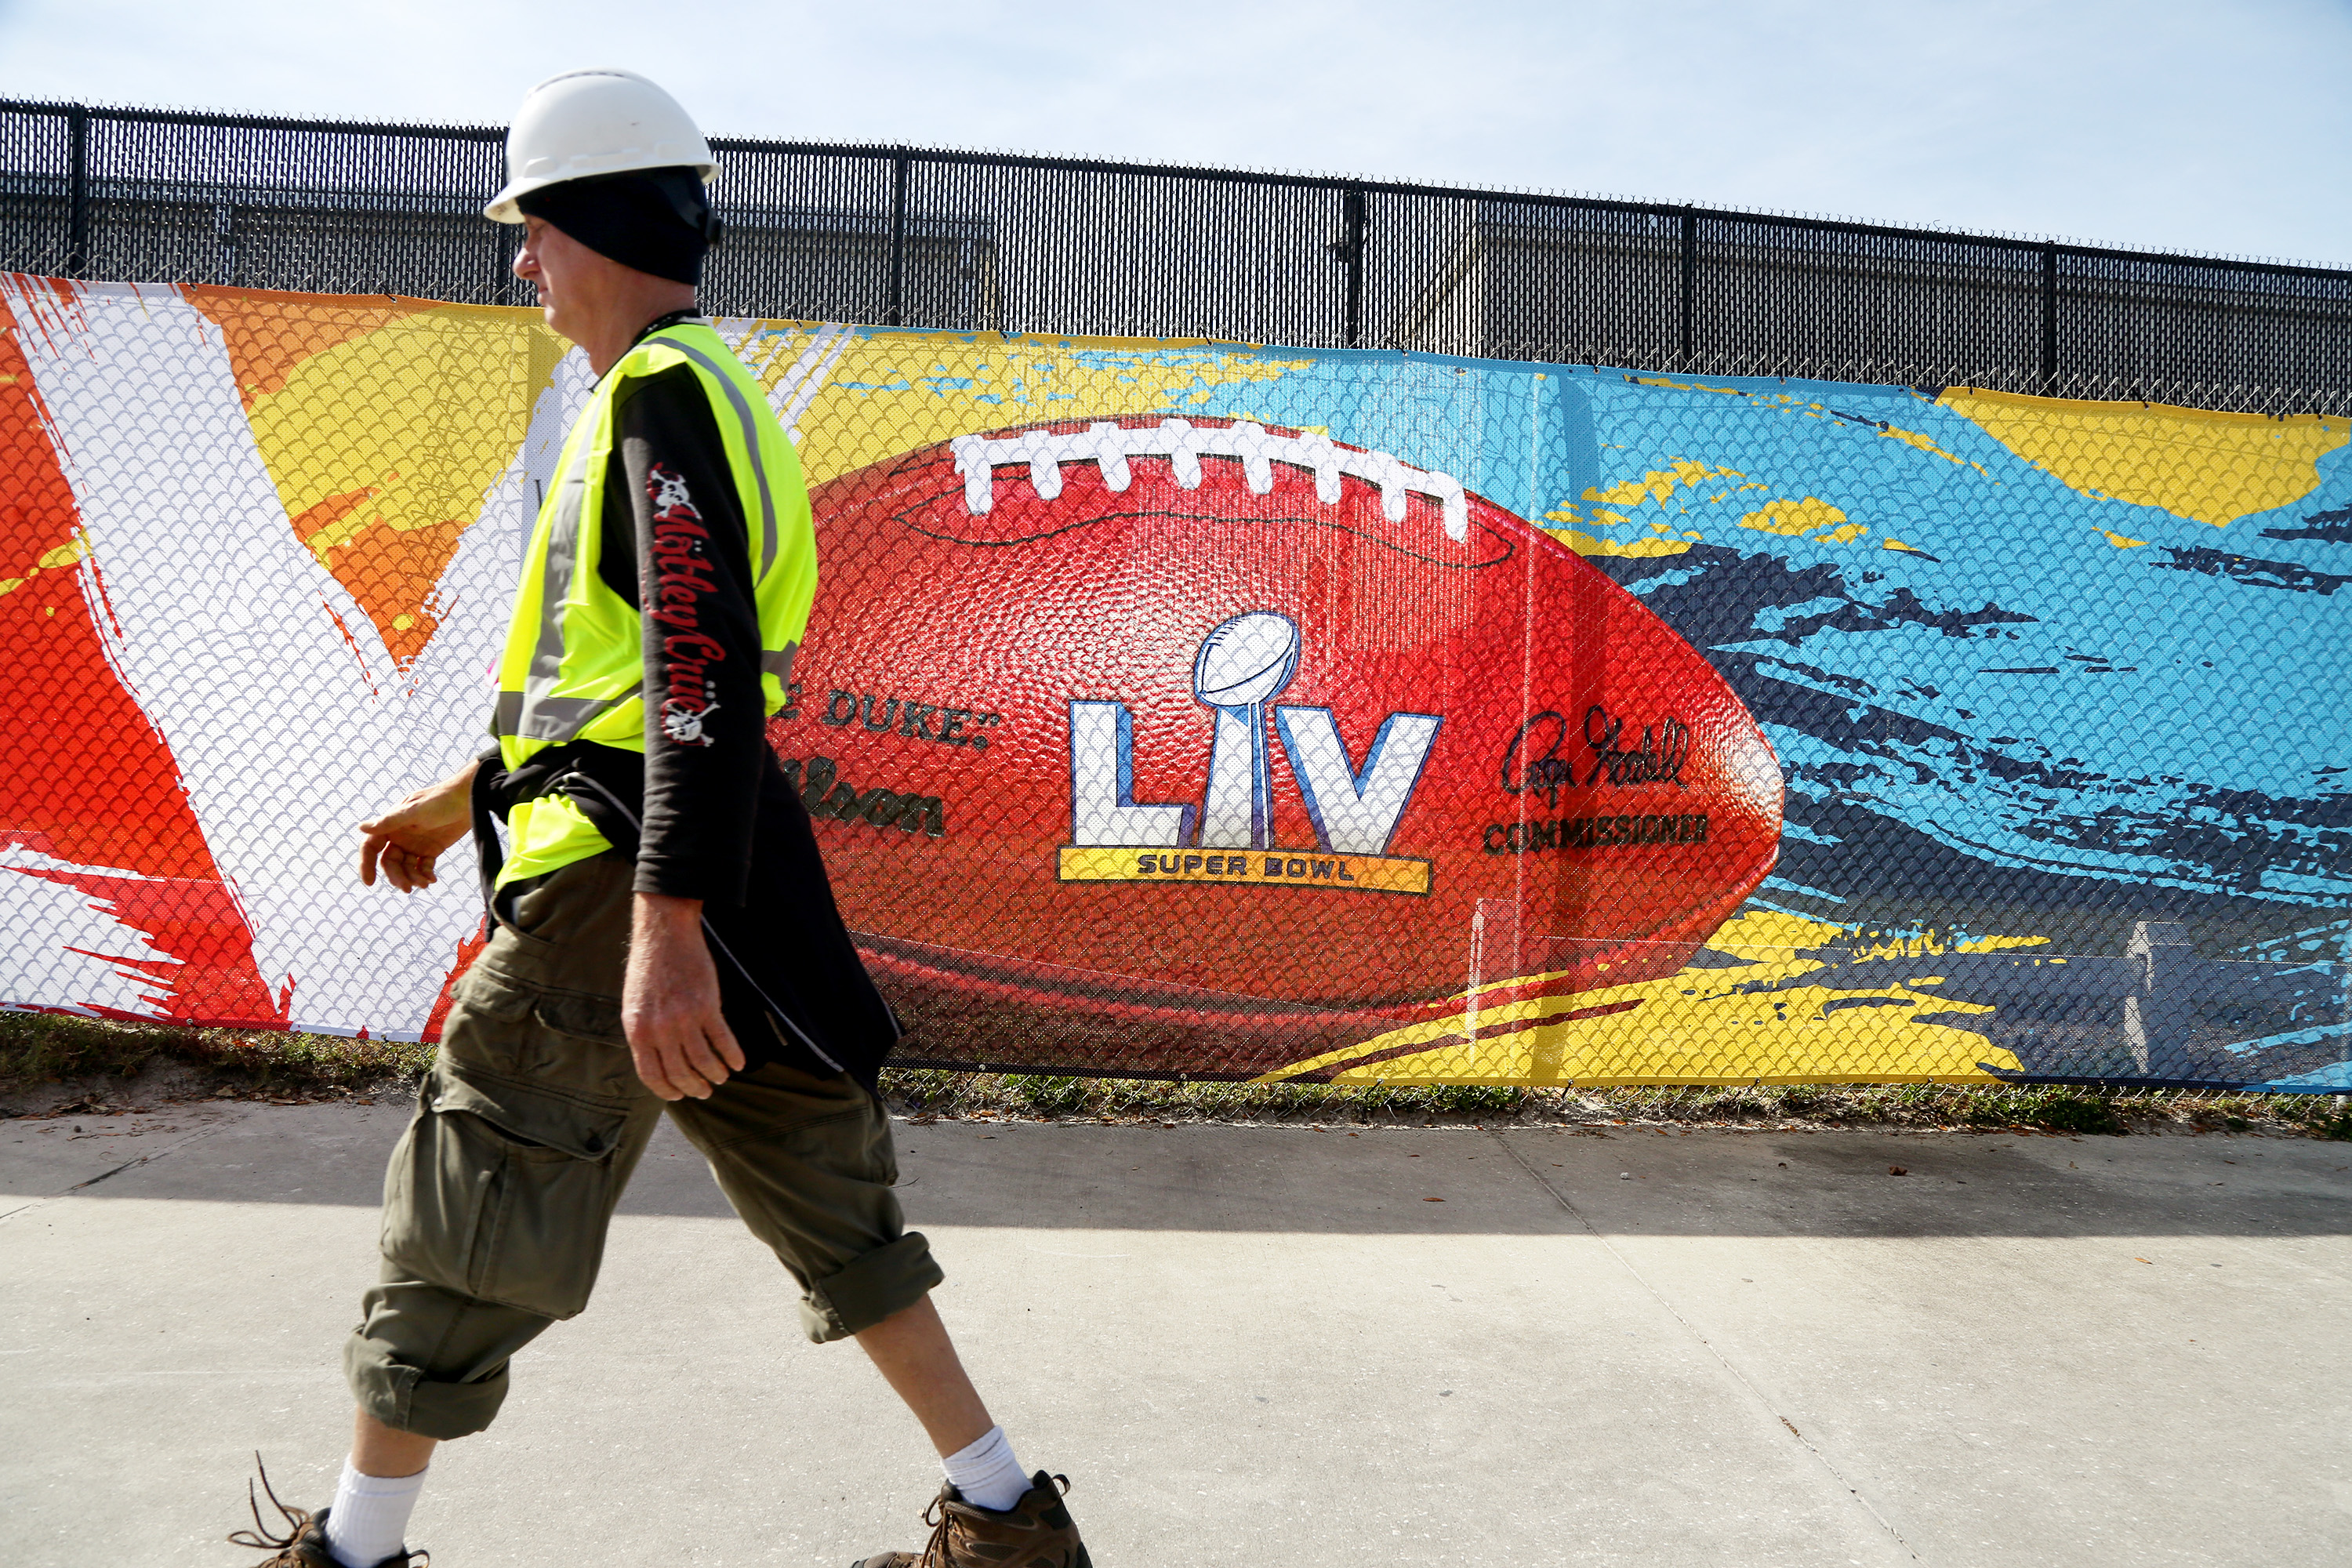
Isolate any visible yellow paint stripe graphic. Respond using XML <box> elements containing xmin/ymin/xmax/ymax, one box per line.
<box><xmin>1942</xmin><ymin>387</ymin><xmax>2349</xmax><ymax>528</ymax></box>
<box><xmin>1544</xmin><ymin>460</ymin><xmax>1741</xmax><ymax>557</ymax></box>
<box><xmin>735</xmin><ymin>325</ymin><xmax>1301</xmax><ymax>488</ymax></box>
<box><xmin>1256</xmin><ymin>911</ymin><xmax>2024</xmax><ymax>1086</ymax></box>
<box><xmin>1740</xmin><ymin>496</ymin><xmax>1856</xmax><ymax>539</ymax></box>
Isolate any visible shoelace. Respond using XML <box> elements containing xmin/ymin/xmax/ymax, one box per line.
<box><xmin>917</xmin><ymin>1475</ymin><xmax>1075</xmax><ymax>1566</ymax></box>
<box><xmin>225</xmin><ymin>1454</ymin><xmax>429</xmax><ymax>1567</ymax></box>
<box><xmin>919</xmin><ymin>1493</ymin><xmax>958</xmax><ymax>1564</ymax></box>
<box><xmin>226</xmin><ymin>1455</ymin><xmax>310</xmax><ymax>1557</ymax></box>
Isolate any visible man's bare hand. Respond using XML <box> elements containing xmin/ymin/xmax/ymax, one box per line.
<box><xmin>623</xmin><ymin>892</ymin><xmax>746</xmax><ymax>1101</ymax></box>
<box><xmin>358</xmin><ymin>761</ymin><xmax>478</xmax><ymax>893</ymax></box>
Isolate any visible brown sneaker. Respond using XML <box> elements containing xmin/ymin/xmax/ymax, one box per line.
<box><xmin>851</xmin><ymin>1471</ymin><xmax>1091</xmax><ymax>1567</ymax></box>
<box><xmin>227</xmin><ymin>1459</ymin><xmax>425</xmax><ymax>1567</ymax></box>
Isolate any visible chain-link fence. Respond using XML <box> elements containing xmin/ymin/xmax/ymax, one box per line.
<box><xmin>2</xmin><ymin>277</ymin><xmax>2346</xmax><ymax>1091</ymax></box>
<box><xmin>5</xmin><ymin>99</ymin><xmax>2348</xmax><ymax>416</ymax></box>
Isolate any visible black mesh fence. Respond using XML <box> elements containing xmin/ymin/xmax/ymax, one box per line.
<box><xmin>5</xmin><ymin>98</ymin><xmax>2347</xmax><ymax>414</ymax></box>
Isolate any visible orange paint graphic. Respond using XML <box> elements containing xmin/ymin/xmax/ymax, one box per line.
<box><xmin>187</xmin><ymin>285</ymin><xmax>437</xmax><ymax>412</ymax></box>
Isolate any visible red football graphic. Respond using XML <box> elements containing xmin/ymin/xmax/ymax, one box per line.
<box><xmin>779</xmin><ymin>416</ymin><xmax>1782</xmax><ymax>1073</ymax></box>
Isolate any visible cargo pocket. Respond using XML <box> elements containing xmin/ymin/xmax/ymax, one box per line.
<box><xmin>379</xmin><ymin>1062</ymin><xmax>635</xmax><ymax>1322</ymax></box>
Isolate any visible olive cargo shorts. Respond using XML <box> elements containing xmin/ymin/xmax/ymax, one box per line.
<box><xmin>344</xmin><ymin>856</ymin><xmax>940</xmax><ymax>1440</ymax></box>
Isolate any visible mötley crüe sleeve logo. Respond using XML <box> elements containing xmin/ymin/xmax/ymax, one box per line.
<box><xmin>1060</xmin><ymin>612</ymin><xmax>1441</xmax><ymax>895</ymax></box>
<box><xmin>644</xmin><ymin>463</ymin><xmax>723</xmax><ymax>747</ymax></box>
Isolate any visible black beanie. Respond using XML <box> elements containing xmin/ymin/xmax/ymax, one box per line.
<box><xmin>517</xmin><ymin>165</ymin><xmax>721</xmax><ymax>286</ymax></box>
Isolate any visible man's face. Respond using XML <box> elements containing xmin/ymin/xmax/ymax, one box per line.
<box><xmin>513</xmin><ymin>215</ymin><xmax>620</xmax><ymax>343</ymax></box>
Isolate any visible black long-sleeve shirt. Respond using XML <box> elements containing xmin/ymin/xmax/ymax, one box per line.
<box><xmin>596</xmin><ymin>360</ymin><xmax>765</xmax><ymax>903</ymax></box>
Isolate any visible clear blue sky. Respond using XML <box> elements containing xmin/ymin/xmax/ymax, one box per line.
<box><xmin>3</xmin><ymin>0</ymin><xmax>2345</xmax><ymax>265</ymax></box>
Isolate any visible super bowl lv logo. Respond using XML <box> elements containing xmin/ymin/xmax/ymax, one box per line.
<box><xmin>1058</xmin><ymin>612</ymin><xmax>1440</xmax><ymax>895</ymax></box>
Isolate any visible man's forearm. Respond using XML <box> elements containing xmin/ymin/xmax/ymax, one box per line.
<box><xmin>622</xmin><ymin>889</ymin><xmax>741</xmax><ymax>1100</ymax></box>
<box><xmin>412</xmin><ymin>758</ymin><xmax>480</xmax><ymax>821</ymax></box>
<box><xmin>405</xmin><ymin>759</ymin><xmax>478</xmax><ymax>833</ymax></box>
<box><xmin>357</xmin><ymin>758</ymin><xmax>484</xmax><ymax>891</ymax></box>
<box><xmin>632</xmin><ymin>889</ymin><xmax>704</xmax><ymax>938</ymax></box>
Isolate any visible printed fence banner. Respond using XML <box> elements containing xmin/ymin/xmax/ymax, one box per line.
<box><xmin>3</xmin><ymin>275</ymin><xmax>2348</xmax><ymax>1090</ymax></box>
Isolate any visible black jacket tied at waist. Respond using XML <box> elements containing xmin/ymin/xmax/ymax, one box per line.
<box><xmin>470</xmin><ymin>741</ymin><xmax>650</xmax><ymax>932</ymax></box>
<box><xmin>465</xmin><ymin>741</ymin><xmax>900</xmax><ymax>1091</ymax></box>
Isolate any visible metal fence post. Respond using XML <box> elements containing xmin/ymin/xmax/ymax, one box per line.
<box><xmin>2040</xmin><ymin>241</ymin><xmax>2059</xmax><ymax>394</ymax></box>
<box><xmin>887</xmin><ymin>149</ymin><xmax>911</xmax><ymax>327</ymax></box>
<box><xmin>64</xmin><ymin>102</ymin><xmax>89</xmax><ymax>279</ymax></box>
<box><xmin>491</xmin><ymin>141</ymin><xmax>513</xmax><ymax>307</ymax></box>
<box><xmin>1679</xmin><ymin>205</ymin><xmax>1697</xmax><ymax>369</ymax></box>
<box><xmin>1336</xmin><ymin>185</ymin><xmax>1367</xmax><ymax>348</ymax></box>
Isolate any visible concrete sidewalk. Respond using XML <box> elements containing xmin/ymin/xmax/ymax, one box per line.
<box><xmin>2</xmin><ymin>1102</ymin><xmax>2347</xmax><ymax>1567</ymax></box>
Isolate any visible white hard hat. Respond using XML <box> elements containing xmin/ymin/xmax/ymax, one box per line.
<box><xmin>485</xmin><ymin>68</ymin><xmax>717</xmax><ymax>224</ymax></box>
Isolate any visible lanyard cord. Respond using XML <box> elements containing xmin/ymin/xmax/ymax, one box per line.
<box><xmin>561</xmin><ymin>767</ymin><xmax>850</xmax><ymax>1076</ymax></box>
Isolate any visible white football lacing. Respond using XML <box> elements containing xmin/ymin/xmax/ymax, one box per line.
<box><xmin>949</xmin><ymin>419</ymin><xmax>1469</xmax><ymax>541</ymax></box>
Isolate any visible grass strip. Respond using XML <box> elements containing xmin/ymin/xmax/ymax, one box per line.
<box><xmin>5</xmin><ymin>1010</ymin><xmax>2347</xmax><ymax>1139</ymax></box>
<box><xmin>0</xmin><ymin>1009</ymin><xmax>433</xmax><ymax>1102</ymax></box>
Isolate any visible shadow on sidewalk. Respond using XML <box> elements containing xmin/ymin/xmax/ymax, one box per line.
<box><xmin>8</xmin><ymin>1105</ymin><xmax>2348</xmax><ymax>1241</ymax></box>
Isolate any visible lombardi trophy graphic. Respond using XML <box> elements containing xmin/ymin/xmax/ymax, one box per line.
<box><xmin>1192</xmin><ymin>612</ymin><xmax>1301</xmax><ymax>850</ymax></box>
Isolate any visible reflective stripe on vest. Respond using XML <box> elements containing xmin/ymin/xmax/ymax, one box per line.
<box><xmin>492</xmin><ymin>321</ymin><xmax>814</xmax><ymax>765</ymax></box>
<box><xmin>666</xmin><ymin>335</ymin><xmax>781</xmax><ymax>579</ymax></box>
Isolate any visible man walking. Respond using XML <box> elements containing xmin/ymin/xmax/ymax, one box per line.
<box><xmin>232</xmin><ymin>69</ymin><xmax>1089</xmax><ymax>1568</ymax></box>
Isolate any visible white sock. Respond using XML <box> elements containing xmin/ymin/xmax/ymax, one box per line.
<box><xmin>322</xmin><ymin>1458</ymin><xmax>427</xmax><ymax>1568</ymax></box>
<box><xmin>941</xmin><ymin>1425</ymin><xmax>1029</xmax><ymax>1512</ymax></box>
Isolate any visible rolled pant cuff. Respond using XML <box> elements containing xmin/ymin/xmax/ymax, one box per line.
<box><xmin>344</xmin><ymin>1329</ymin><xmax>512</xmax><ymax>1440</ymax></box>
<box><xmin>797</xmin><ymin>1231</ymin><xmax>945</xmax><ymax>1342</ymax></box>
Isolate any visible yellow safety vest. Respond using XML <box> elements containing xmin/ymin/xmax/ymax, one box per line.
<box><xmin>491</xmin><ymin>319</ymin><xmax>815</xmax><ymax>886</ymax></box>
